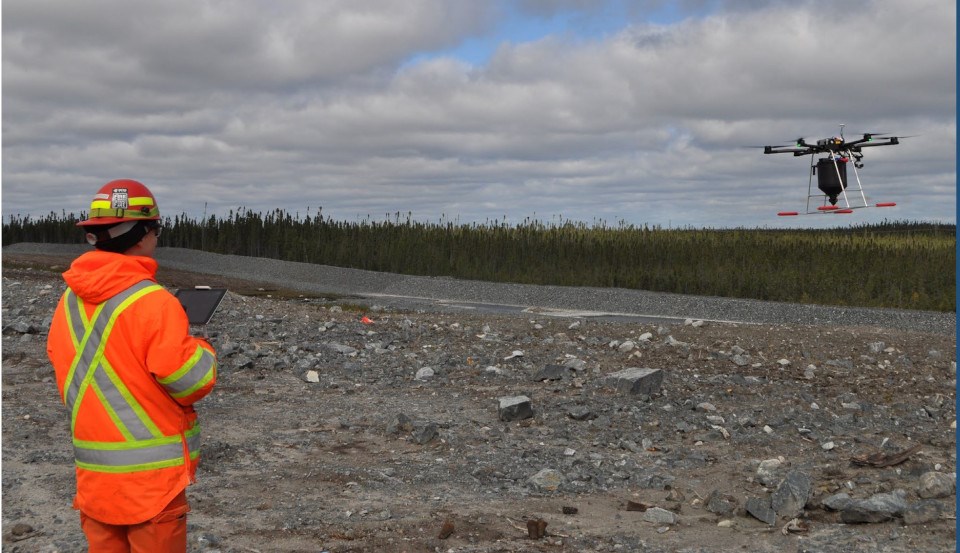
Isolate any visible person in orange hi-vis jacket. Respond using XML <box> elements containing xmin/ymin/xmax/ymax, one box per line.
<box><xmin>47</xmin><ymin>179</ymin><xmax>217</xmax><ymax>552</ymax></box>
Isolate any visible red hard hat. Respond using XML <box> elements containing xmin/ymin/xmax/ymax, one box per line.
<box><xmin>77</xmin><ymin>179</ymin><xmax>161</xmax><ymax>227</ymax></box>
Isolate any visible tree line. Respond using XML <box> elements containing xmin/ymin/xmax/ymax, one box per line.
<box><xmin>4</xmin><ymin>210</ymin><xmax>955</xmax><ymax>312</ymax></box>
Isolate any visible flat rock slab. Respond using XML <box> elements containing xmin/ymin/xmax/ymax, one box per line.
<box><xmin>772</xmin><ymin>470</ymin><xmax>812</xmax><ymax>518</ymax></box>
<box><xmin>498</xmin><ymin>395</ymin><xmax>534</xmax><ymax>421</ymax></box>
<box><xmin>533</xmin><ymin>364</ymin><xmax>567</xmax><ymax>381</ymax></box>
<box><xmin>746</xmin><ymin>497</ymin><xmax>777</xmax><ymax>526</ymax></box>
<box><xmin>606</xmin><ymin>367</ymin><xmax>663</xmax><ymax>396</ymax></box>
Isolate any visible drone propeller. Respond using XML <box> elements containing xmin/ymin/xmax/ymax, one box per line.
<box><xmin>853</xmin><ymin>132</ymin><xmax>920</xmax><ymax>141</ymax></box>
<box><xmin>856</xmin><ymin>132</ymin><xmax>892</xmax><ymax>141</ymax></box>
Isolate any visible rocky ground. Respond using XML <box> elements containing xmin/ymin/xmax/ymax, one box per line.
<box><xmin>2</xmin><ymin>251</ymin><xmax>956</xmax><ymax>553</ymax></box>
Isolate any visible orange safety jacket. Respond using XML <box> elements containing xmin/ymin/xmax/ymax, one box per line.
<box><xmin>47</xmin><ymin>250</ymin><xmax>217</xmax><ymax>525</ymax></box>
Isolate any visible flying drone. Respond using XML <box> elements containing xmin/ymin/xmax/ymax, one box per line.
<box><xmin>761</xmin><ymin>124</ymin><xmax>904</xmax><ymax>216</ymax></box>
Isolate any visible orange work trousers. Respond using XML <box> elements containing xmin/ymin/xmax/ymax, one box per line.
<box><xmin>79</xmin><ymin>491</ymin><xmax>189</xmax><ymax>553</ymax></box>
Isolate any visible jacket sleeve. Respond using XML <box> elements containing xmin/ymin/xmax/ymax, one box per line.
<box><xmin>145</xmin><ymin>291</ymin><xmax>217</xmax><ymax>406</ymax></box>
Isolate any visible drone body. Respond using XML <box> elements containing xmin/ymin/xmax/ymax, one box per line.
<box><xmin>762</xmin><ymin>125</ymin><xmax>903</xmax><ymax>216</ymax></box>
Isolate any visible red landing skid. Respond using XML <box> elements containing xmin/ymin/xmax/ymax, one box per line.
<box><xmin>777</xmin><ymin>202</ymin><xmax>896</xmax><ymax>216</ymax></box>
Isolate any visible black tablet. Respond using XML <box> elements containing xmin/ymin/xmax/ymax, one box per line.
<box><xmin>173</xmin><ymin>287</ymin><xmax>227</xmax><ymax>325</ymax></box>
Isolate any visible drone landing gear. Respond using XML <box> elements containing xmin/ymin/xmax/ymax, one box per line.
<box><xmin>777</xmin><ymin>155</ymin><xmax>896</xmax><ymax>216</ymax></box>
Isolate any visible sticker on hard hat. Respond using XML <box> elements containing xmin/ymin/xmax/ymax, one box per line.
<box><xmin>111</xmin><ymin>189</ymin><xmax>129</xmax><ymax>209</ymax></box>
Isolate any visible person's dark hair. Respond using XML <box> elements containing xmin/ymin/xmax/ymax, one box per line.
<box><xmin>85</xmin><ymin>221</ymin><xmax>155</xmax><ymax>253</ymax></box>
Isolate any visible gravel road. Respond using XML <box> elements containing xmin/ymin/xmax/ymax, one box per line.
<box><xmin>4</xmin><ymin>243</ymin><xmax>954</xmax><ymax>335</ymax></box>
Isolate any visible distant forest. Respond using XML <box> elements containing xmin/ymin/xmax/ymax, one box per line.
<box><xmin>4</xmin><ymin>210</ymin><xmax>955</xmax><ymax>312</ymax></box>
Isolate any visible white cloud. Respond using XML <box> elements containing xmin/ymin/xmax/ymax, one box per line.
<box><xmin>2</xmin><ymin>0</ymin><xmax>954</xmax><ymax>229</ymax></box>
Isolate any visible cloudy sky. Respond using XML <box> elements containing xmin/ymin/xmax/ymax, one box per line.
<box><xmin>3</xmin><ymin>0</ymin><xmax>955</xmax><ymax>230</ymax></box>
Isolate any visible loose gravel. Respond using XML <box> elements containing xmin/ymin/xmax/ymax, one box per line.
<box><xmin>2</xmin><ymin>244</ymin><xmax>955</xmax><ymax>553</ymax></box>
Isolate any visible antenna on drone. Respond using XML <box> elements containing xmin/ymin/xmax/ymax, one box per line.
<box><xmin>839</xmin><ymin>123</ymin><xmax>845</xmax><ymax>140</ymax></box>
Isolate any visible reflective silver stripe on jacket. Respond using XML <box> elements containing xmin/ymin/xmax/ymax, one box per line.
<box><xmin>64</xmin><ymin>290</ymin><xmax>87</xmax><ymax>349</ymax></box>
<box><xmin>91</xmin><ymin>359</ymin><xmax>157</xmax><ymax>440</ymax></box>
<box><xmin>63</xmin><ymin>280</ymin><xmax>159</xmax><ymax>415</ymax></box>
<box><xmin>75</xmin><ymin>439</ymin><xmax>184</xmax><ymax>467</ymax></box>
<box><xmin>159</xmin><ymin>345</ymin><xmax>217</xmax><ymax>397</ymax></box>
<box><xmin>73</xmin><ymin>424</ymin><xmax>202</xmax><ymax>472</ymax></box>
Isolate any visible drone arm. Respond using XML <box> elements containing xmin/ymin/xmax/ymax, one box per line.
<box><xmin>849</xmin><ymin>137</ymin><xmax>899</xmax><ymax>151</ymax></box>
<box><xmin>763</xmin><ymin>147</ymin><xmax>812</xmax><ymax>155</ymax></box>
<box><xmin>842</xmin><ymin>136</ymin><xmax>871</xmax><ymax>147</ymax></box>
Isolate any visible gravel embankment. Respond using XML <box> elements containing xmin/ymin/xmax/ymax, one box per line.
<box><xmin>4</xmin><ymin>242</ymin><xmax>954</xmax><ymax>334</ymax></box>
